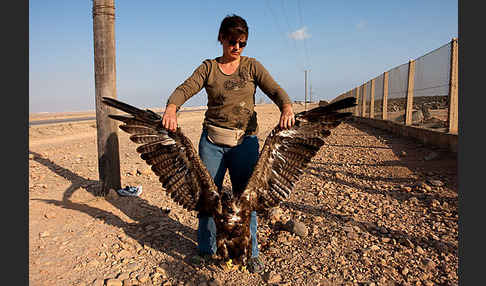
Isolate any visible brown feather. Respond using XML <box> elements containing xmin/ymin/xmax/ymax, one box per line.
<box><xmin>119</xmin><ymin>125</ymin><xmax>160</xmax><ymax>135</ymax></box>
<box><xmin>102</xmin><ymin>97</ymin><xmax>220</xmax><ymax>213</ymax></box>
<box><xmin>242</xmin><ymin>97</ymin><xmax>356</xmax><ymax>210</ymax></box>
<box><xmin>129</xmin><ymin>134</ymin><xmax>165</xmax><ymax>144</ymax></box>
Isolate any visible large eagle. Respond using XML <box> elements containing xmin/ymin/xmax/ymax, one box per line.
<box><xmin>102</xmin><ymin>96</ymin><xmax>356</xmax><ymax>267</ymax></box>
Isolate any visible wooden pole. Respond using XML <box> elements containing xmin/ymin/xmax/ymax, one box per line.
<box><xmin>405</xmin><ymin>60</ymin><xmax>416</xmax><ymax>125</ymax></box>
<box><xmin>355</xmin><ymin>87</ymin><xmax>360</xmax><ymax>116</ymax></box>
<box><xmin>382</xmin><ymin>71</ymin><xmax>389</xmax><ymax>120</ymax></box>
<box><xmin>92</xmin><ymin>0</ymin><xmax>121</xmax><ymax>196</ymax></box>
<box><xmin>370</xmin><ymin>79</ymin><xmax>375</xmax><ymax>118</ymax></box>
<box><xmin>448</xmin><ymin>38</ymin><xmax>458</xmax><ymax>134</ymax></box>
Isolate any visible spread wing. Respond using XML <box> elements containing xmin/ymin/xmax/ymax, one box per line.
<box><xmin>241</xmin><ymin>97</ymin><xmax>357</xmax><ymax>210</ymax></box>
<box><xmin>102</xmin><ymin>97</ymin><xmax>221</xmax><ymax>214</ymax></box>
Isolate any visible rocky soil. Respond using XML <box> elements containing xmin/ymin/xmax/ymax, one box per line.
<box><xmin>29</xmin><ymin>103</ymin><xmax>458</xmax><ymax>286</ymax></box>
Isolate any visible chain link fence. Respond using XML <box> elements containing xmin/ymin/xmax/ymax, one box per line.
<box><xmin>330</xmin><ymin>38</ymin><xmax>458</xmax><ymax>134</ymax></box>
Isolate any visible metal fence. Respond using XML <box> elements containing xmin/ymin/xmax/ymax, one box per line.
<box><xmin>331</xmin><ymin>38</ymin><xmax>458</xmax><ymax>134</ymax></box>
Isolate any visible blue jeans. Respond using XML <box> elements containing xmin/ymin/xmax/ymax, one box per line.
<box><xmin>197</xmin><ymin>129</ymin><xmax>260</xmax><ymax>258</ymax></box>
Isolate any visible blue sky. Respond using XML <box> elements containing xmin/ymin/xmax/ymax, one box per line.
<box><xmin>29</xmin><ymin>0</ymin><xmax>457</xmax><ymax>113</ymax></box>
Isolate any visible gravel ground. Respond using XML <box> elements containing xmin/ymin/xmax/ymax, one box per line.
<box><xmin>29</xmin><ymin>103</ymin><xmax>458</xmax><ymax>286</ymax></box>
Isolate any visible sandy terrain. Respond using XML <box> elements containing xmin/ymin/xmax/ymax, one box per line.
<box><xmin>29</xmin><ymin>103</ymin><xmax>458</xmax><ymax>286</ymax></box>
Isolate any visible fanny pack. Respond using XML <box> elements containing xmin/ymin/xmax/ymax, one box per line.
<box><xmin>206</xmin><ymin>124</ymin><xmax>245</xmax><ymax>147</ymax></box>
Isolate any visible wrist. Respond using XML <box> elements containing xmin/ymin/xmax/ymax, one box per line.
<box><xmin>165</xmin><ymin>103</ymin><xmax>178</xmax><ymax>112</ymax></box>
<box><xmin>281</xmin><ymin>103</ymin><xmax>293</xmax><ymax>112</ymax></box>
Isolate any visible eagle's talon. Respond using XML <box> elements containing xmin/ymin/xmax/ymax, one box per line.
<box><xmin>223</xmin><ymin>259</ymin><xmax>240</xmax><ymax>271</ymax></box>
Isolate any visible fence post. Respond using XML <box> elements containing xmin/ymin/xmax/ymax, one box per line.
<box><xmin>361</xmin><ymin>84</ymin><xmax>367</xmax><ymax>117</ymax></box>
<box><xmin>405</xmin><ymin>60</ymin><xmax>416</xmax><ymax>125</ymax></box>
<box><xmin>92</xmin><ymin>0</ymin><xmax>121</xmax><ymax>196</ymax></box>
<box><xmin>448</xmin><ymin>38</ymin><xmax>458</xmax><ymax>134</ymax></box>
<box><xmin>382</xmin><ymin>72</ymin><xmax>389</xmax><ymax>120</ymax></box>
<box><xmin>370</xmin><ymin>79</ymin><xmax>375</xmax><ymax>118</ymax></box>
<box><xmin>354</xmin><ymin>87</ymin><xmax>360</xmax><ymax>116</ymax></box>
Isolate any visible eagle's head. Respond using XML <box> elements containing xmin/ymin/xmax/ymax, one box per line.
<box><xmin>221</xmin><ymin>190</ymin><xmax>243</xmax><ymax>227</ymax></box>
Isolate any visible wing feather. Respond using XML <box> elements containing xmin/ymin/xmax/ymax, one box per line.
<box><xmin>241</xmin><ymin>97</ymin><xmax>357</xmax><ymax>209</ymax></box>
<box><xmin>102</xmin><ymin>97</ymin><xmax>220</xmax><ymax>213</ymax></box>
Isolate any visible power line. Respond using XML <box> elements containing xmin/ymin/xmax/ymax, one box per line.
<box><xmin>297</xmin><ymin>0</ymin><xmax>310</xmax><ymax>69</ymax></box>
<box><xmin>280</xmin><ymin>0</ymin><xmax>298</xmax><ymax>53</ymax></box>
<box><xmin>265</xmin><ymin>0</ymin><xmax>304</xmax><ymax>72</ymax></box>
<box><xmin>265</xmin><ymin>0</ymin><xmax>292</xmax><ymax>52</ymax></box>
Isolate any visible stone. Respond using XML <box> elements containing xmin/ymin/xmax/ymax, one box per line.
<box><xmin>370</xmin><ymin>245</ymin><xmax>380</xmax><ymax>251</ymax></box>
<box><xmin>263</xmin><ymin>271</ymin><xmax>282</xmax><ymax>284</ymax></box>
<box><xmin>207</xmin><ymin>277</ymin><xmax>221</xmax><ymax>286</ymax></box>
<box><xmin>44</xmin><ymin>212</ymin><xmax>56</xmax><ymax>219</ymax></box>
<box><xmin>285</xmin><ymin>220</ymin><xmax>308</xmax><ymax>237</ymax></box>
<box><xmin>416</xmin><ymin>182</ymin><xmax>432</xmax><ymax>192</ymax></box>
<box><xmin>430</xmin><ymin>199</ymin><xmax>441</xmax><ymax>208</ymax></box>
<box><xmin>137</xmin><ymin>273</ymin><xmax>149</xmax><ymax>283</ymax></box>
<box><xmin>424</xmin><ymin>259</ymin><xmax>436</xmax><ymax>270</ymax></box>
<box><xmin>424</xmin><ymin>152</ymin><xmax>439</xmax><ymax>161</ymax></box>
<box><xmin>106</xmin><ymin>279</ymin><xmax>123</xmax><ymax>286</ymax></box>
<box><xmin>92</xmin><ymin>278</ymin><xmax>104</xmax><ymax>286</ymax></box>
<box><xmin>427</xmin><ymin>179</ymin><xmax>444</xmax><ymax>187</ymax></box>
<box><xmin>416</xmin><ymin>246</ymin><xmax>425</xmax><ymax>254</ymax></box>
<box><xmin>402</xmin><ymin>186</ymin><xmax>412</xmax><ymax>192</ymax></box>
<box><xmin>412</xmin><ymin>110</ymin><xmax>424</xmax><ymax>123</ymax></box>
<box><xmin>126</xmin><ymin>262</ymin><xmax>138</xmax><ymax>272</ymax></box>
<box><xmin>381</xmin><ymin>237</ymin><xmax>391</xmax><ymax>243</ymax></box>
<box><xmin>342</xmin><ymin>226</ymin><xmax>354</xmax><ymax>233</ymax></box>
<box><xmin>116</xmin><ymin>272</ymin><xmax>130</xmax><ymax>281</ymax></box>
<box><xmin>39</xmin><ymin>231</ymin><xmax>50</xmax><ymax>238</ymax></box>
<box><xmin>269</xmin><ymin>207</ymin><xmax>284</xmax><ymax>223</ymax></box>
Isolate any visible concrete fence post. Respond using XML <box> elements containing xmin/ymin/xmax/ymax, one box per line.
<box><xmin>383</xmin><ymin>72</ymin><xmax>389</xmax><ymax>120</ymax></box>
<box><xmin>355</xmin><ymin>87</ymin><xmax>360</xmax><ymax>116</ymax></box>
<box><xmin>361</xmin><ymin>84</ymin><xmax>367</xmax><ymax>117</ymax></box>
<box><xmin>405</xmin><ymin>60</ymin><xmax>416</xmax><ymax>125</ymax></box>
<box><xmin>370</xmin><ymin>79</ymin><xmax>375</xmax><ymax>118</ymax></box>
<box><xmin>448</xmin><ymin>38</ymin><xmax>458</xmax><ymax>134</ymax></box>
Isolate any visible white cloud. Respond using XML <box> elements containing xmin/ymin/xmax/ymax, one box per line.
<box><xmin>288</xmin><ymin>26</ymin><xmax>311</xmax><ymax>40</ymax></box>
<box><xmin>356</xmin><ymin>20</ymin><xmax>367</xmax><ymax>30</ymax></box>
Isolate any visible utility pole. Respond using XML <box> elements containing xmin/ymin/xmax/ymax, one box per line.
<box><xmin>92</xmin><ymin>0</ymin><xmax>121</xmax><ymax>196</ymax></box>
<box><xmin>309</xmin><ymin>70</ymin><xmax>312</xmax><ymax>103</ymax></box>
<box><xmin>304</xmin><ymin>70</ymin><xmax>308</xmax><ymax>111</ymax></box>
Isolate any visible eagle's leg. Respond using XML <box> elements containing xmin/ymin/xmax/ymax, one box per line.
<box><xmin>240</xmin><ymin>236</ymin><xmax>253</xmax><ymax>270</ymax></box>
<box><xmin>216</xmin><ymin>236</ymin><xmax>236</xmax><ymax>270</ymax></box>
<box><xmin>216</xmin><ymin>237</ymin><xmax>229</xmax><ymax>260</ymax></box>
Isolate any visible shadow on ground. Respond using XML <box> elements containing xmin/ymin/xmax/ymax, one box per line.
<box><xmin>283</xmin><ymin>121</ymin><xmax>458</xmax><ymax>256</ymax></box>
<box><xmin>29</xmin><ymin>150</ymin><xmax>213</xmax><ymax>284</ymax></box>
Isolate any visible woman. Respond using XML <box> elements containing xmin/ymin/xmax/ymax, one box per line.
<box><xmin>162</xmin><ymin>14</ymin><xmax>295</xmax><ymax>273</ymax></box>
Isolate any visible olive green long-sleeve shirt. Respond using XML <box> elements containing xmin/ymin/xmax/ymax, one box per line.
<box><xmin>167</xmin><ymin>56</ymin><xmax>291</xmax><ymax>135</ymax></box>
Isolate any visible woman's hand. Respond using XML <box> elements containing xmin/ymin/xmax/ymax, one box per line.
<box><xmin>279</xmin><ymin>103</ymin><xmax>295</xmax><ymax>129</ymax></box>
<box><xmin>162</xmin><ymin>104</ymin><xmax>178</xmax><ymax>132</ymax></box>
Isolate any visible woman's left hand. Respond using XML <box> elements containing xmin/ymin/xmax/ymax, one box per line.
<box><xmin>279</xmin><ymin>103</ymin><xmax>295</xmax><ymax>129</ymax></box>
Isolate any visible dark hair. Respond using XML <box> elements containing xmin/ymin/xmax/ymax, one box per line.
<box><xmin>217</xmin><ymin>14</ymin><xmax>249</xmax><ymax>43</ymax></box>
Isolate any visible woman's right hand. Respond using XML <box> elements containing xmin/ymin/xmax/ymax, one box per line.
<box><xmin>162</xmin><ymin>104</ymin><xmax>178</xmax><ymax>132</ymax></box>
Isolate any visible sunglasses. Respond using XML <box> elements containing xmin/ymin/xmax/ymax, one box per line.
<box><xmin>228</xmin><ymin>39</ymin><xmax>247</xmax><ymax>48</ymax></box>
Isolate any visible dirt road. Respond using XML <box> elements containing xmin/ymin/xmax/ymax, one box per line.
<box><xmin>29</xmin><ymin>103</ymin><xmax>458</xmax><ymax>286</ymax></box>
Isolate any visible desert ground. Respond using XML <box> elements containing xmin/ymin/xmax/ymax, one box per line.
<box><xmin>29</xmin><ymin>103</ymin><xmax>458</xmax><ymax>286</ymax></box>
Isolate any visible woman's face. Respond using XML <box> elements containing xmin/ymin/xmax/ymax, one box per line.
<box><xmin>221</xmin><ymin>34</ymin><xmax>247</xmax><ymax>61</ymax></box>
